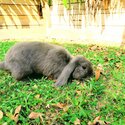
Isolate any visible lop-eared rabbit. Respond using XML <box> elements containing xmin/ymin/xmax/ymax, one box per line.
<box><xmin>0</xmin><ymin>42</ymin><xmax>93</xmax><ymax>86</ymax></box>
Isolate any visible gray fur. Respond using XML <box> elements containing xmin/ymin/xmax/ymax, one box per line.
<box><xmin>0</xmin><ymin>42</ymin><xmax>93</xmax><ymax>86</ymax></box>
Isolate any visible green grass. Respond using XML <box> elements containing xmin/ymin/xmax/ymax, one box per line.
<box><xmin>0</xmin><ymin>41</ymin><xmax>125</xmax><ymax>125</ymax></box>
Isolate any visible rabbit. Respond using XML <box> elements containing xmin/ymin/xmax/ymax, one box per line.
<box><xmin>0</xmin><ymin>42</ymin><xmax>93</xmax><ymax>86</ymax></box>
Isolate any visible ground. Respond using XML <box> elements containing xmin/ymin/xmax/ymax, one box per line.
<box><xmin>0</xmin><ymin>28</ymin><xmax>124</xmax><ymax>47</ymax></box>
<box><xmin>0</xmin><ymin>41</ymin><xmax>125</xmax><ymax>125</ymax></box>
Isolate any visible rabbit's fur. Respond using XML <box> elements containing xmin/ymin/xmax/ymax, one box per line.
<box><xmin>0</xmin><ymin>42</ymin><xmax>93</xmax><ymax>86</ymax></box>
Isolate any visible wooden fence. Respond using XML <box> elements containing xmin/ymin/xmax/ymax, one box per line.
<box><xmin>0</xmin><ymin>0</ymin><xmax>125</xmax><ymax>46</ymax></box>
<box><xmin>0</xmin><ymin>0</ymin><xmax>44</xmax><ymax>29</ymax></box>
<box><xmin>49</xmin><ymin>0</ymin><xmax>125</xmax><ymax>46</ymax></box>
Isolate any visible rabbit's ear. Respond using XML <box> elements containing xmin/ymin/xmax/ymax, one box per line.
<box><xmin>54</xmin><ymin>57</ymin><xmax>78</xmax><ymax>87</ymax></box>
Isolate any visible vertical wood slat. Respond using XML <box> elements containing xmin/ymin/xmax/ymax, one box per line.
<box><xmin>51</xmin><ymin>1</ymin><xmax>125</xmax><ymax>28</ymax></box>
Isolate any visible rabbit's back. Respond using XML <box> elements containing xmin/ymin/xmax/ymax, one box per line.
<box><xmin>6</xmin><ymin>42</ymin><xmax>52</xmax><ymax>63</ymax></box>
<box><xmin>4</xmin><ymin>42</ymin><xmax>53</xmax><ymax>72</ymax></box>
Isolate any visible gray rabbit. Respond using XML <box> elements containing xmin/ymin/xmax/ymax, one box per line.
<box><xmin>0</xmin><ymin>42</ymin><xmax>93</xmax><ymax>86</ymax></box>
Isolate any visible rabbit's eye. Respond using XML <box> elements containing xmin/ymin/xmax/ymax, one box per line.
<box><xmin>82</xmin><ymin>66</ymin><xmax>86</xmax><ymax>69</ymax></box>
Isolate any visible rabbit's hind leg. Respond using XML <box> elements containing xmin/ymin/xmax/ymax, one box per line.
<box><xmin>9</xmin><ymin>62</ymin><xmax>32</xmax><ymax>80</ymax></box>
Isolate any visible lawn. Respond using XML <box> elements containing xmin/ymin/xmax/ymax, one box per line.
<box><xmin>0</xmin><ymin>41</ymin><xmax>125</xmax><ymax>125</ymax></box>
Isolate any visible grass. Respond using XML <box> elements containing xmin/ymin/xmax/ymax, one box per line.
<box><xmin>0</xmin><ymin>40</ymin><xmax>125</xmax><ymax>125</ymax></box>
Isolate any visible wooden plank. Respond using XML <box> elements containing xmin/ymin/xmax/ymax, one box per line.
<box><xmin>52</xmin><ymin>12</ymin><xmax>125</xmax><ymax>26</ymax></box>
<box><xmin>0</xmin><ymin>25</ymin><xmax>44</xmax><ymax>29</ymax></box>
<box><xmin>0</xmin><ymin>4</ymin><xmax>39</xmax><ymax>16</ymax></box>
<box><xmin>72</xmin><ymin>9</ymin><xmax>125</xmax><ymax>14</ymax></box>
<box><xmin>123</xmin><ymin>1</ymin><xmax>125</xmax><ymax>8</ymax></box>
<box><xmin>0</xmin><ymin>15</ymin><xmax>44</xmax><ymax>26</ymax></box>
<box><xmin>0</xmin><ymin>0</ymin><xmax>40</xmax><ymax>5</ymax></box>
<box><xmin>51</xmin><ymin>2</ymin><xmax>125</xmax><ymax>11</ymax></box>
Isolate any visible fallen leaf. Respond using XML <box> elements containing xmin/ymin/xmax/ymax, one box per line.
<box><xmin>6</xmin><ymin>105</ymin><xmax>21</xmax><ymax>123</ymax></box>
<box><xmin>89</xmin><ymin>45</ymin><xmax>97</xmax><ymax>51</ymax></box>
<box><xmin>76</xmin><ymin>90</ymin><xmax>82</xmax><ymax>95</ymax></box>
<box><xmin>116</xmin><ymin>52</ymin><xmax>121</xmax><ymax>56</ymax></box>
<box><xmin>32</xmin><ymin>84</ymin><xmax>38</xmax><ymax>89</ymax></box>
<box><xmin>93</xmin><ymin>116</ymin><xmax>101</xmax><ymax>124</ymax></box>
<box><xmin>13</xmin><ymin>105</ymin><xmax>22</xmax><ymax>122</ymax></box>
<box><xmin>74</xmin><ymin>118</ymin><xmax>81</xmax><ymax>125</ymax></box>
<box><xmin>0</xmin><ymin>110</ymin><xmax>3</xmax><ymax>120</ymax></box>
<box><xmin>75</xmin><ymin>48</ymin><xmax>83</xmax><ymax>53</ymax></box>
<box><xmin>115</xmin><ymin>62</ymin><xmax>122</xmax><ymax>69</ymax></box>
<box><xmin>6</xmin><ymin>112</ymin><xmax>14</xmax><ymax>120</ymax></box>
<box><xmin>95</xmin><ymin>64</ymin><xmax>103</xmax><ymax>80</ymax></box>
<box><xmin>35</xmin><ymin>94</ymin><xmax>40</xmax><ymax>99</ymax></box>
<box><xmin>53</xmin><ymin>103</ymin><xmax>67</xmax><ymax>109</ymax></box>
<box><xmin>76</xmin><ymin>81</ymin><xmax>81</xmax><ymax>85</ymax></box>
<box><xmin>63</xmin><ymin>105</ymin><xmax>69</xmax><ymax>112</ymax></box>
<box><xmin>88</xmin><ymin>116</ymin><xmax>110</xmax><ymax>125</ymax></box>
<box><xmin>46</xmin><ymin>104</ymin><xmax>50</xmax><ymax>109</ymax></box>
<box><xmin>48</xmin><ymin>75</ymin><xmax>54</xmax><ymax>80</ymax></box>
<box><xmin>89</xmin><ymin>45</ymin><xmax>104</xmax><ymax>51</ymax></box>
<box><xmin>52</xmin><ymin>102</ymin><xmax>69</xmax><ymax>112</ymax></box>
<box><xmin>95</xmin><ymin>69</ymin><xmax>101</xmax><ymax>80</ymax></box>
<box><xmin>29</xmin><ymin>112</ymin><xmax>43</xmax><ymax>122</ymax></box>
<box><xmin>88</xmin><ymin>121</ymin><xmax>93</xmax><ymax>125</ymax></box>
<box><xmin>45</xmin><ymin>112</ymin><xmax>57</xmax><ymax>124</ymax></box>
<box><xmin>29</xmin><ymin>112</ymin><xmax>41</xmax><ymax>119</ymax></box>
<box><xmin>39</xmin><ymin>115</ymin><xmax>43</xmax><ymax>123</ymax></box>
<box><xmin>97</xmin><ymin>102</ymin><xmax>105</xmax><ymax>109</ymax></box>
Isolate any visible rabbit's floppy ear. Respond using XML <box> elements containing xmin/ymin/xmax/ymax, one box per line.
<box><xmin>54</xmin><ymin>57</ymin><xmax>79</xmax><ymax>87</ymax></box>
